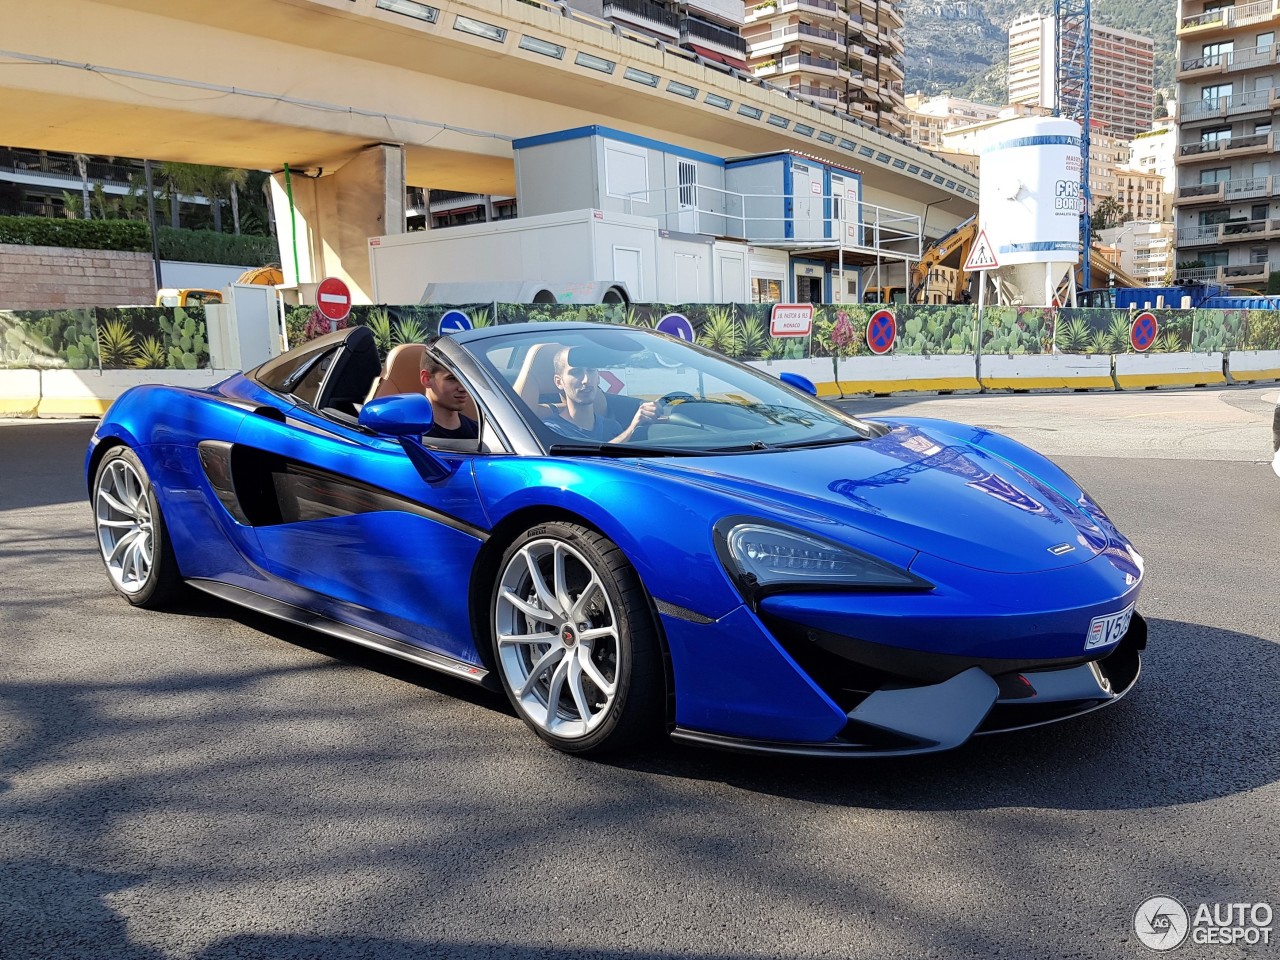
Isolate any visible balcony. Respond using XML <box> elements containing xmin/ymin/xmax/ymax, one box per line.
<box><xmin>789</xmin><ymin>83</ymin><xmax>847</xmax><ymax>107</ymax></box>
<box><xmin>1225</xmin><ymin>175</ymin><xmax>1274</xmax><ymax>200</ymax></box>
<box><xmin>1179</xmin><ymin>218</ymin><xmax>1280</xmax><ymax>246</ymax></box>
<box><xmin>1181</xmin><ymin>42</ymin><xmax>1280</xmax><ymax>76</ymax></box>
<box><xmin>1176</xmin><ymin>131</ymin><xmax>1273</xmax><ymax>162</ymax></box>
<box><xmin>1177</xmin><ymin>182</ymin><xmax>1225</xmax><ymax>204</ymax></box>
<box><xmin>1220</xmin><ymin>260</ymin><xmax>1278</xmax><ymax>283</ymax></box>
<box><xmin>747</xmin><ymin>22</ymin><xmax>844</xmax><ymax>55</ymax></box>
<box><xmin>1179</xmin><ymin>88</ymin><xmax>1275</xmax><ymax>122</ymax></box>
<box><xmin>0</xmin><ymin>149</ymin><xmax>141</xmax><ymax>188</ymax></box>
<box><xmin>744</xmin><ymin>0</ymin><xmax>847</xmax><ymax>27</ymax></box>
<box><xmin>603</xmin><ymin>0</ymin><xmax>679</xmax><ymax>35</ymax></box>
<box><xmin>679</xmin><ymin>16</ymin><xmax>747</xmax><ymax>56</ymax></box>
<box><xmin>1178</xmin><ymin>0</ymin><xmax>1280</xmax><ymax>34</ymax></box>
<box><xmin>1221</xmin><ymin>217</ymin><xmax>1280</xmax><ymax>243</ymax></box>
<box><xmin>755</xmin><ymin>52</ymin><xmax>845</xmax><ymax>81</ymax></box>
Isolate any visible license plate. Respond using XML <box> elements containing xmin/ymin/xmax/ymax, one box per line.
<box><xmin>1085</xmin><ymin>603</ymin><xmax>1134</xmax><ymax>651</ymax></box>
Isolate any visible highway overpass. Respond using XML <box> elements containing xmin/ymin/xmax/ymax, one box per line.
<box><xmin>5</xmin><ymin>0</ymin><xmax>978</xmax><ymax>299</ymax></box>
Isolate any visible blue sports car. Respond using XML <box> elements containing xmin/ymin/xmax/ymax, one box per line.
<box><xmin>87</xmin><ymin>322</ymin><xmax>1146</xmax><ymax>757</ymax></box>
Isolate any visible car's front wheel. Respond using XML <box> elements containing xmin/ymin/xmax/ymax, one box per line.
<box><xmin>92</xmin><ymin>445</ymin><xmax>183</xmax><ymax>608</ymax></box>
<box><xmin>491</xmin><ymin>522</ymin><xmax>663</xmax><ymax>756</ymax></box>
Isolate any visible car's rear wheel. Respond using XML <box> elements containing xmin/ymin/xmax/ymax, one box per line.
<box><xmin>491</xmin><ymin>522</ymin><xmax>663</xmax><ymax>756</ymax></box>
<box><xmin>93</xmin><ymin>446</ymin><xmax>182</xmax><ymax>608</ymax></box>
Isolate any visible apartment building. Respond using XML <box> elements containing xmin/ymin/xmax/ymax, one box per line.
<box><xmin>1007</xmin><ymin>15</ymin><xmax>1156</xmax><ymax>141</ymax></box>
<box><xmin>1099</xmin><ymin>222</ymin><xmax>1176</xmax><ymax>285</ymax></box>
<box><xmin>903</xmin><ymin>92</ymin><xmax>1001</xmax><ymax>150</ymax></box>
<box><xmin>1127</xmin><ymin>118</ymin><xmax>1177</xmax><ymax>195</ymax></box>
<box><xmin>741</xmin><ymin>0</ymin><xmax>907</xmax><ymax>136</ymax></box>
<box><xmin>1173</xmin><ymin>0</ymin><xmax>1279</xmax><ymax>288</ymax></box>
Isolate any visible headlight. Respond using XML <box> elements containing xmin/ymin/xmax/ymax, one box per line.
<box><xmin>717</xmin><ymin>520</ymin><xmax>932</xmax><ymax>602</ymax></box>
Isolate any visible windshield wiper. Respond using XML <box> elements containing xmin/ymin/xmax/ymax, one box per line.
<box><xmin>547</xmin><ymin>442</ymin><xmax>718</xmax><ymax>458</ymax></box>
<box><xmin>774</xmin><ymin>435</ymin><xmax>870</xmax><ymax>449</ymax></box>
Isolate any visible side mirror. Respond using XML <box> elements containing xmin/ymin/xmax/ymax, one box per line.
<box><xmin>779</xmin><ymin>372</ymin><xmax>818</xmax><ymax>396</ymax></box>
<box><xmin>359</xmin><ymin>394</ymin><xmax>454</xmax><ymax>482</ymax></box>
<box><xmin>359</xmin><ymin>394</ymin><xmax>435</xmax><ymax>436</ymax></box>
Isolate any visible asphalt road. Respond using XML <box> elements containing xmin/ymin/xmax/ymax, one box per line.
<box><xmin>1</xmin><ymin>386</ymin><xmax>1278</xmax><ymax>960</ymax></box>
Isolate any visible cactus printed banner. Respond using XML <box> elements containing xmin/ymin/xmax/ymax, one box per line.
<box><xmin>0</xmin><ymin>306</ymin><xmax>209</xmax><ymax>370</ymax></box>
<box><xmin>3</xmin><ymin>302</ymin><xmax>1273</xmax><ymax>372</ymax></box>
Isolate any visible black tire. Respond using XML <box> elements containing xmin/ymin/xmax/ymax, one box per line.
<box><xmin>92</xmin><ymin>445</ymin><xmax>183</xmax><ymax>608</ymax></box>
<box><xmin>490</xmin><ymin>521</ymin><xmax>664</xmax><ymax>756</ymax></box>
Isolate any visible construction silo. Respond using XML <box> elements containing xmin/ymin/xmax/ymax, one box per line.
<box><xmin>977</xmin><ymin>116</ymin><xmax>1083</xmax><ymax>306</ymax></box>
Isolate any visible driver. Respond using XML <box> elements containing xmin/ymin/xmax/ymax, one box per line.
<box><xmin>550</xmin><ymin>346</ymin><xmax>658</xmax><ymax>443</ymax></box>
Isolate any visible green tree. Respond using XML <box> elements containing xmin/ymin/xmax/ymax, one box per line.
<box><xmin>1091</xmin><ymin>196</ymin><xmax>1126</xmax><ymax>239</ymax></box>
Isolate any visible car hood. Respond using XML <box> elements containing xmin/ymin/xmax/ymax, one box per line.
<box><xmin>631</xmin><ymin>421</ymin><xmax>1110</xmax><ymax>574</ymax></box>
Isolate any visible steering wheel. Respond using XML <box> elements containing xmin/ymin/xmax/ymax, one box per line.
<box><xmin>657</xmin><ymin>391</ymin><xmax>700</xmax><ymax>428</ymax></box>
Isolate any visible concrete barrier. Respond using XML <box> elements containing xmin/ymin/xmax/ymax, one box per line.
<box><xmin>747</xmin><ymin>358</ymin><xmax>842</xmax><ymax>398</ymax></box>
<box><xmin>979</xmin><ymin>354</ymin><xmax>1115</xmax><ymax>391</ymax></box>
<box><xmin>835</xmin><ymin>355</ymin><xmax>981</xmax><ymax>396</ymax></box>
<box><xmin>1113</xmin><ymin>352</ymin><xmax>1227</xmax><ymax>390</ymax></box>
<box><xmin>1226</xmin><ymin>350</ymin><xmax>1280</xmax><ymax>384</ymax></box>
<box><xmin>36</xmin><ymin>369</ymin><xmax>230</xmax><ymax>417</ymax></box>
<box><xmin>0</xmin><ymin>369</ymin><xmax>41</xmax><ymax>416</ymax></box>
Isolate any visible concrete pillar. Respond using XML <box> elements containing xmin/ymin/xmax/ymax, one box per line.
<box><xmin>270</xmin><ymin>143</ymin><xmax>405</xmax><ymax>304</ymax></box>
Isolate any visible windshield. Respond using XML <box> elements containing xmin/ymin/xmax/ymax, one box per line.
<box><xmin>469</xmin><ymin>325</ymin><xmax>875</xmax><ymax>455</ymax></box>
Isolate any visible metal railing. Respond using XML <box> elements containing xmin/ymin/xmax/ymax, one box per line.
<box><xmin>1178</xmin><ymin>131</ymin><xmax>1271</xmax><ymax>157</ymax></box>
<box><xmin>1181</xmin><ymin>41</ymin><xmax>1278</xmax><ymax>71</ymax></box>
<box><xmin>678</xmin><ymin>16</ymin><xmax>746</xmax><ymax>53</ymax></box>
<box><xmin>619</xmin><ymin>183</ymin><xmax>922</xmax><ymax>259</ymax></box>
<box><xmin>603</xmin><ymin>0</ymin><xmax>679</xmax><ymax>30</ymax></box>
<box><xmin>1180</xmin><ymin>0</ymin><xmax>1279</xmax><ymax>30</ymax></box>
<box><xmin>1179</xmin><ymin>88</ymin><xmax>1276</xmax><ymax>121</ymax></box>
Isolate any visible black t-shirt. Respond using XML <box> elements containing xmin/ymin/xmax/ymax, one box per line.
<box><xmin>426</xmin><ymin>414</ymin><xmax>479</xmax><ymax>440</ymax></box>
<box><xmin>546</xmin><ymin>413</ymin><xmax>624</xmax><ymax>442</ymax></box>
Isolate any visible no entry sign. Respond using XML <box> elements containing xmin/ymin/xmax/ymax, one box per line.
<box><xmin>1130</xmin><ymin>311</ymin><xmax>1158</xmax><ymax>352</ymax></box>
<box><xmin>867</xmin><ymin>309</ymin><xmax>897</xmax><ymax>355</ymax></box>
<box><xmin>316</xmin><ymin>276</ymin><xmax>353</xmax><ymax>323</ymax></box>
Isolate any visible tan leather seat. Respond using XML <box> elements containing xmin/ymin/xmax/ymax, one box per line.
<box><xmin>366</xmin><ymin>342</ymin><xmax>479</xmax><ymax>423</ymax></box>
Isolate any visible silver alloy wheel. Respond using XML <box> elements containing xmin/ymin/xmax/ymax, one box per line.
<box><xmin>95</xmin><ymin>457</ymin><xmax>154</xmax><ymax>595</ymax></box>
<box><xmin>494</xmin><ymin>537</ymin><xmax>622</xmax><ymax>740</ymax></box>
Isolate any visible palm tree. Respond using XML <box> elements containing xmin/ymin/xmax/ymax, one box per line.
<box><xmin>158</xmin><ymin>161</ymin><xmax>204</xmax><ymax>229</ymax></box>
<box><xmin>73</xmin><ymin>153</ymin><xmax>91</xmax><ymax>219</ymax></box>
<box><xmin>223</xmin><ymin>168</ymin><xmax>249</xmax><ymax>235</ymax></box>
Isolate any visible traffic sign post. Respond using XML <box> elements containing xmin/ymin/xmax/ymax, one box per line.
<box><xmin>656</xmin><ymin>313</ymin><xmax>695</xmax><ymax>342</ymax></box>
<box><xmin>438</xmin><ymin>310</ymin><xmax>473</xmax><ymax>336</ymax></box>
<box><xmin>315</xmin><ymin>276</ymin><xmax>353</xmax><ymax>329</ymax></box>
<box><xmin>866</xmin><ymin>309</ymin><xmax>897</xmax><ymax>355</ymax></box>
<box><xmin>1130</xmin><ymin>311</ymin><xmax>1158</xmax><ymax>352</ymax></box>
<box><xmin>964</xmin><ymin>229</ymin><xmax>999</xmax><ymax>271</ymax></box>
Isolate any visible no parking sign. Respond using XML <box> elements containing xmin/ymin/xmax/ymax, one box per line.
<box><xmin>1130</xmin><ymin>311</ymin><xmax>1158</xmax><ymax>353</ymax></box>
<box><xmin>867</xmin><ymin>309</ymin><xmax>897</xmax><ymax>355</ymax></box>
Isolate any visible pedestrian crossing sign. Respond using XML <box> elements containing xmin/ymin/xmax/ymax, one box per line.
<box><xmin>965</xmin><ymin>229</ymin><xmax>999</xmax><ymax>271</ymax></box>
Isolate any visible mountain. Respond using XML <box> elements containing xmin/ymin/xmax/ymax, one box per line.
<box><xmin>900</xmin><ymin>0</ymin><xmax>1177</xmax><ymax>104</ymax></box>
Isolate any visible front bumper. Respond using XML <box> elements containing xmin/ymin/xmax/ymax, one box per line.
<box><xmin>671</xmin><ymin>613</ymin><xmax>1145</xmax><ymax>757</ymax></box>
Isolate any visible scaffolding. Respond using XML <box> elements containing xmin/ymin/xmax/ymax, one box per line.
<box><xmin>1054</xmin><ymin>0</ymin><xmax>1093</xmax><ymax>288</ymax></box>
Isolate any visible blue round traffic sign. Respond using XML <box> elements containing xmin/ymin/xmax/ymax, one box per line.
<box><xmin>867</xmin><ymin>309</ymin><xmax>897</xmax><ymax>356</ymax></box>
<box><xmin>1130</xmin><ymin>311</ymin><xmax>1158</xmax><ymax>352</ymax></box>
<box><xmin>438</xmin><ymin>310</ymin><xmax>472</xmax><ymax>335</ymax></box>
<box><xmin>656</xmin><ymin>313</ymin><xmax>695</xmax><ymax>342</ymax></box>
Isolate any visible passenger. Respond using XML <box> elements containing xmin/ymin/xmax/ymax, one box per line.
<box><xmin>419</xmin><ymin>342</ymin><xmax>479</xmax><ymax>440</ymax></box>
<box><xmin>550</xmin><ymin>345</ymin><xmax>657</xmax><ymax>443</ymax></box>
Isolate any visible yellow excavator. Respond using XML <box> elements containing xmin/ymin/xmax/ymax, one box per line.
<box><xmin>156</xmin><ymin>265</ymin><xmax>285</xmax><ymax>307</ymax></box>
<box><xmin>909</xmin><ymin>216</ymin><xmax>977</xmax><ymax>303</ymax></box>
<box><xmin>907</xmin><ymin>217</ymin><xmax>1143</xmax><ymax>303</ymax></box>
